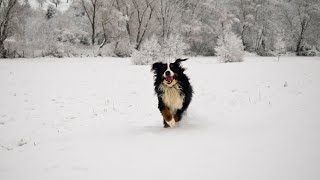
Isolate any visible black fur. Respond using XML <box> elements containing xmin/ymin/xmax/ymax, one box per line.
<box><xmin>151</xmin><ymin>58</ymin><xmax>193</xmax><ymax>128</ymax></box>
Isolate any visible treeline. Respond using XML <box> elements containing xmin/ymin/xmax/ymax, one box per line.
<box><xmin>0</xmin><ymin>0</ymin><xmax>320</xmax><ymax>58</ymax></box>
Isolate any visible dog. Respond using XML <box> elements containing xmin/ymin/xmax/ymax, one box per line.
<box><xmin>151</xmin><ymin>58</ymin><xmax>193</xmax><ymax>128</ymax></box>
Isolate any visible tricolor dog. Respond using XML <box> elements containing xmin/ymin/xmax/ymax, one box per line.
<box><xmin>151</xmin><ymin>58</ymin><xmax>193</xmax><ymax>128</ymax></box>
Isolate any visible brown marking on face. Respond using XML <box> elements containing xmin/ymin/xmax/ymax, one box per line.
<box><xmin>161</xmin><ymin>107</ymin><xmax>173</xmax><ymax>122</ymax></box>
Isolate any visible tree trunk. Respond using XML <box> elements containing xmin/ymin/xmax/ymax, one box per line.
<box><xmin>0</xmin><ymin>41</ymin><xmax>7</xmax><ymax>58</ymax></box>
<box><xmin>296</xmin><ymin>36</ymin><xmax>303</xmax><ymax>53</ymax></box>
<box><xmin>80</xmin><ymin>0</ymin><xmax>97</xmax><ymax>46</ymax></box>
<box><xmin>91</xmin><ymin>23</ymin><xmax>95</xmax><ymax>45</ymax></box>
<box><xmin>241</xmin><ymin>25</ymin><xmax>246</xmax><ymax>48</ymax></box>
<box><xmin>0</xmin><ymin>0</ymin><xmax>17</xmax><ymax>58</ymax></box>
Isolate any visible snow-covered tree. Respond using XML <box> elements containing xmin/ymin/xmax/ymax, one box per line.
<box><xmin>181</xmin><ymin>0</ymin><xmax>239</xmax><ymax>56</ymax></box>
<box><xmin>36</xmin><ymin>0</ymin><xmax>46</xmax><ymax>8</ymax></box>
<box><xmin>155</xmin><ymin>0</ymin><xmax>184</xmax><ymax>42</ymax></box>
<box><xmin>276</xmin><ymin>0</ymin><xmax>320</xmax><ymax>53</ymax></box>
<box><xmin>49</xmin><ymin>0</ymin><xmax>61</xmax><ymax>8</ymax></box>
<box><xmin>114</xmin><ymin>0</ymin><xmax>157</xmax><ymax>50</ymax></box>
<box><xmin>132</xmin><ymin>34</ymin><xmax>188</xmax><ymax>65</ymax></box>
<box><xmin>46</xmin><ymin>4</ymin><xmax>57</xmax><ymax>19</ymax></box>
<box><xmin>229</xmin><ymin>0</ymin><xmax>256</xmax><ymax>50</ymax></box>
<box><xmin>160</xmin><ymin>34</ymin><xmax>189</xmax><ymax>60</ymax></box>
<box><xmin>131</xmin><ymin>35</ymin><xmax>161</xmax><ymax>65</ymax></box>
<box><xmin>274</xmin><ymin>32</ymin><xmax>286</xmax><ymax>60</ymax></box>
<box><xmin>63</xmin><ymin>0</ymin><xmax>90</xmax><ymax>46</ymax></box>
<box><xmin>215</xmin><ymin>30</ymin><xmax>244</xmax><ymax>63</ymax></box>
<box><xmin>113</xmin><ymin>38</ymin><xmax>134</xmax><ymax>57</ymax></box>
<box><xmin>2</xmin><ymin>0</ymin><xmax>320</xmax><ymax>58</ymax></box>
<box><xmin>80</xmin><ymin>0</ymin><xmax>104</xmax><ymax>45</ymax></box>
<box><xmin>99</xmin><ymin>1</ymin><xmax>127</xmax><ymax>49</ymax></box>
<box><xmin>130</xmin><ymin>0</ymin><xmax>156</xmax><ymax>50</ymax></box>
<box><xmin>0</xmin><ymin>0</ymin><xmax>19</xmax><ymax>58</ymax></box>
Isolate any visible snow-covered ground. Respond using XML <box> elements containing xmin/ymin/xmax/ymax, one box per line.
<box><xmin>0</xmin><ymin>56</ymin><xmax>320</xmax><ymax>180</ymax></box>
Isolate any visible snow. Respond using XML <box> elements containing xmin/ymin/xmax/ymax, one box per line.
<box><xmin>29</xmin><ymin>0</ymin><xmax>71</xmax><ymax>12</ymax></box>
<box><xmin>0</xmin><ymin>56</ymin><xmax>320</xmax><ymax>180</ymax></box>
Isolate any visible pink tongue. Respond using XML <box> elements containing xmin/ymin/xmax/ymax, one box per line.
<box><xmin>166</xmin><ymin>76</ymin><xmax>173</xmax><ymax>82</ymax></box>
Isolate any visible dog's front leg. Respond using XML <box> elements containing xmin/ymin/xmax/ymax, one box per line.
<box><xmin>161</xmin><ymin>107</ymin><xmax>175</xmax><ymax>128</ymax></box>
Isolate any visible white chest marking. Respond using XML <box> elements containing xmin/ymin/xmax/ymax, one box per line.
<box><xmin>165</xmin><ymin>62</ymin><xmax>174</xmax><ymax>76</ymax></box>
<box><xmin>159</xmin><ymin>83</ymin><xmax>184</xmax><ymax>114</ymax></box>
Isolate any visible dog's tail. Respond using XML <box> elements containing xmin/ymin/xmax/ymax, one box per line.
<box><xmin>175</xmin><ymin>58</ymin><xmax>189</xmax><ymax>64</ymax></box>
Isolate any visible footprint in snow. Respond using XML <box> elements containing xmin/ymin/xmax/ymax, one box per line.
<box><xmin>18</xmin><ymin>139</ymin><xmax>28</xmax><ymax>147</ymax></box>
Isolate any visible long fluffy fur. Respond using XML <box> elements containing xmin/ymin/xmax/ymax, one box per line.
<box><xmin>151</xmin><ymin>59</ymin><xmax>193</xmax><ymax>128</ymax></box>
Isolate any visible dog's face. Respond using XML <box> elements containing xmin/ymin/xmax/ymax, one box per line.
<box><xmin>151</xmin><ymin>59</ymin><xmax>188</xmax><ymax>87</ymax></box>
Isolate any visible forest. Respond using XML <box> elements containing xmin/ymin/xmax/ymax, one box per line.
<box><xmin>0</xmin><ymin>0</ymin><xmax>319</xmax><ymax>59</ymax></box>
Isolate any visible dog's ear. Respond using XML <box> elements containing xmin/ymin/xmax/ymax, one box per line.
<box><xmin>151</xmin><ymin>62</ymin><xmax>162</xmax><ymax>74</ymax></box>
<box><xmin>175</xmin><ymin>58</ymin><xmax>188</xmax><ymax>64</ymax></box>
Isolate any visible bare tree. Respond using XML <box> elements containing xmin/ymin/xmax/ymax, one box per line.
<box><xmin>115</xmin><ymin>0</ymin><xmax>156</xmax><ymax>50</ymax></box>
<box><xmin>0</xmin><ymin>0</ymin><xmax>18</xmax><ymax>58</ymax></box>
<box><xmin>155</xmin><ymin>0</ymin><xmax>184</xmax><ymax>42</ymax></box>
<box><xmin>80</xmin><ymin>0</ymin><xmax>103</xmax><ymax>45</ymax></box>
<box><xmin>234</xmin><ymin>0</ymin><xmax>255</xmax><ymax>49</ymax></box>
<box><xmin>114</xmin><ymin>0</ymin><xmax>134</xmax><ymax>40</ymax></box>
<box><xmin>131</xmin><ymin>0</ymin><xmax>156</xmax><ymax>50</ymax></box>
<box><xmin>295</xmin><ymin>2</ymin><xmax>312</xmax><ymax>53</ymax></box>
<box><xmin>99</xmin><ymin>0</ymin><xmax>125</xmax><ymax>48</ymax></box>
<box><xmin>181</xmin><ymin>0</ymin><xmax>201</xmax><ymax>38</ymax></box>
<box><xmin>278</xmin><ymin>0</ymin><xmax>320</xmax><ymax>53</ymax></box>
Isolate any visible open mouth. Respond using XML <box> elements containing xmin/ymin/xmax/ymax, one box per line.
<box><xmin>165</xmin><ymin>76</ymin><xmax>174</xmax><ymax>84</ymax></box>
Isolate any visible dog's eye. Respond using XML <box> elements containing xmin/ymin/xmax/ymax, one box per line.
<box><xmin>170</xmin><ymin>64</ymin><xmax>174</xmax><ymax>68</ymax></box>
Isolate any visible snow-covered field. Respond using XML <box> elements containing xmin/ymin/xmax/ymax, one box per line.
<box><xmin>0</xmin><ymin>56</ymin><xmax>320</xmax><ymax>180</ymax></box>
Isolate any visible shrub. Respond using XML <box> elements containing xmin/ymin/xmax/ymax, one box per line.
<box><xmin>215</xmin><ymin>31</ymin><xmax>244</xmax><ymax>63</ymax></box>
<box><xmin>131</xmin><ymin>34</ymin><xmax>189</xmax><ymax>65</ymax></box>
<box><xmin>131</xmin><ymin>35</ymin><xmax>161</xmax><ymax>65</ymax></box>
<box><xmin>297</xmin><ymin>44</ymin><xmax>317</xmax><ymax>56</ymax></box>
<box><xmin>114</xmin><ymin>39</ymin><xmax>134</xmax><ymax>57</ymax></box>
<box><xmin>160</xmin><ymin>34</ymin><xmax>189</xmax><ymax>60</ymax></box>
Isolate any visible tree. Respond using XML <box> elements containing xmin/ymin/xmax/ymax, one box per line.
<box><xmin>132</xmin><ymin>34</ymin><xmax>188</xmax><ymax>65</ymax></box>
<box><xmin>230</xmin><ymin>0</ymin><xmax>274</xmax><ymax>54</ymax></box>
<box><xmin>131</xmin><ymin>35</ymin><xmax>161</xmax><ymax>65</ymax></box>
<box><xmin>231</xmin><ymin>0</ymin><xmax>255</xmax><ymax>50</ymax></box>
<box><xmin>12</xmin><ymin>0</ymin><xmax>34</xmax><ymax>50</ymax></box>
<box><xmin>46</xmin><ymin>4</ymin><xmax>57</xmax><ymax>19</ymax></box>
<box><xmin>274</xmin><ymin>32</ymin><xmax>286</xmax><ymax>60</ymax></box>
<box><xmin>99</xmin><ymin>0</ymin><xmax>127</xmax><ymax>49</ymax></box>
<box><xmin>114</xmin><ymin>0</ymin><xmax>156</xmax><ymax>50</ymax></box>
<box><xmin>113</xmin><ymin>0</ymin><xmax>135</xmax><ymax>43</ymax></box>
<box><xmin>36</xmin><ymin>0</ymin><xmax>46</xmax><ymax>7</ymax></box>
<box><xmin>80</xmin><ymin>0</ymin><xmax>103</xmax><ymax>45</ymax></box>
<box><xmin>130</xmin><ymin>0</ymin><xmax>156</xmax><ymax>50</ymax></box>
<box><xmin>0</xmin><ymin>0</ymin><xmax>18</xmax><ymax>58</ymax></box>
<box><xmin>49</xmin><ymin>0</ymin><xmax>61</xmax><ymax>8</ymax></box>
<box><xmin>64</xmin><ymin>1</ymin><xmax>91</xmax><ymax>46</ymax></box>
<box><xmin>155</xmin><ymin>0</ymin><xmax>184</xmax><ymax>42</ymax></box>
<box><xmin>277</xmin><ymin>0</ymin><xmax>320</xmax><ymax>53</ymax></box>
<box><xmin>160</xmin><ymin>34</ymin><xmax>189</xmax><ymax>60</ymax></box>
<box><xmin>215</xmin><ymin>30</ymin><xmax>244</xmax><ymax>63</ymax></box>
<box><xmin>294</xmin><ymin>0</ymin><xmax>317</xmax><ymax>54</ymax></box>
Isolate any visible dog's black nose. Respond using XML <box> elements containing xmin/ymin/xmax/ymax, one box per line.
<box><xmin>165</xmin><ymin>71</ymin><xmax>171</xmax><ymax>76</ymax></box>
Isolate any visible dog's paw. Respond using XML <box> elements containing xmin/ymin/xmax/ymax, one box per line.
<box><xmin>166</xmin><ymin>118</ymin><xmax>175</xmax><ymax>128</ymax></box>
